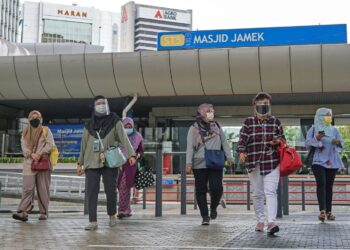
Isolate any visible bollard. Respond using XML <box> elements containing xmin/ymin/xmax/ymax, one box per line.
<box><xmin>180</xmin><ymin>154</ymin><xmax>186</xmax><ymax>215</ymax></box>
<box><xmin>155</xmin><ymin>148</ymin><xmax>163</xmax><ymax>217</ymax></box>
<box><xmin>301</xmin><ymin>181</ymin><xmax>306</xmax><ymax>211</ymax></box>
<box><xmin>246</xmin><ymin>180</ymin><xmax>250</xmax><ymax>211</ymax></box>
<box><xmin>194</xmin><ymin>186</ymin><xmax>198</xmax><ymax>210</ymax></box>
<box><xmin>282</xmin><ymin>176</ymin><xmax>289</xmax><ymax>215</ymax></box>
<box><xmin>277</xmin><ymin>178</ymin><xmax>282</xmax><ymax>218</ymax></box>
<box><xmin>143</xmin><ymin>187</ymin><xmax>147</xmax><ymax>209</ymax></box>
<box><xmin>84</xmin><ymin>177</ymin><xmax>88</xmax><ymax>215</ymax></box>
<box><xmin>0</xmin><ymin>181</ymin><xmax>2</xmax><ymax>208</ymax></box>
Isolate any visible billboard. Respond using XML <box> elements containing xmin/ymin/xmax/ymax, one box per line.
<box><xmin>48</xmin><ymin>124</ymin><xmax>84</xmax><ymax>157</ymax></box>
<box><xmin>158</xmin><ymin>24</ymin><xmax>347</xmax><ymax>50</ymax></box>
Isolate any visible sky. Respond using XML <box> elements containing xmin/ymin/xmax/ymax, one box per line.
<box><xmin>25</xmin><ymin>0</ymin><xmax>350</xmax><ymax>35</ymax></box>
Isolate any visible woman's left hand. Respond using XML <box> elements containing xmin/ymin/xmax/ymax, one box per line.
<box><xmin>129</xmin><ymin>156</ymin><xmax>137</xmax><ymax>165</ymax></box>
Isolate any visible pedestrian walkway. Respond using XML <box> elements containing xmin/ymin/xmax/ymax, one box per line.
<box><xmin>1</xmin><ymin>199</ymin><xmax>350</xmax><ymax>250</ymax></box>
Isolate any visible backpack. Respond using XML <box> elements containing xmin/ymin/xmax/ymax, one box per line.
<box><xmin>279</xmin><ymin>140</ymin><xmax>302</xmax><ymax>177</ymax></box>
<box><xmin>43</xmin><ymin>127</ymin><xmax>59</xmax><ymax>168</ymax></box>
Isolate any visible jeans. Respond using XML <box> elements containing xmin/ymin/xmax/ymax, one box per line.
<box><xmin>312</xmin><ymin>165</ymin><xmax>337</xmax><ymax>212</ymax></box>
<box><xmin>193</xmin><ymin>168</ymin><xmax>223</xmax><ymax>218</ymax></box>
<box><xmin>248</xmin><ymin>166</ymin><xmax>280</xmax><ymax>223</ymax></box>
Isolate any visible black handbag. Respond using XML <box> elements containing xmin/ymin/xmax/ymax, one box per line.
<box><xmin>135</xmin><ymin>167</ymin><xmax>155</xmax><ymax>190</ymax></box>
<box><xmin>304</xmin><ymin>127</ymin><xmax>315</xmax><ymax>166</ymax></box>
<box><xmin>198</xmin><ymin>122</ymin><xmax>225</xmax><ymax>170</ymax></box>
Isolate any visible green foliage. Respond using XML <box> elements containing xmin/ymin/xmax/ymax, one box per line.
<box><xmin>0</xmin><ymin>157</ymin><xmax>24</xmax><ymax>163</ymax></box>
<box><xmin>335</xmin><ymin>126</ymin><xmax>350</xmax><ymax>159</ymax></box>
<box><xmin>58</xmin><ymin>157</ymin><xmax>78</xmax><ymax>163</ymax></box>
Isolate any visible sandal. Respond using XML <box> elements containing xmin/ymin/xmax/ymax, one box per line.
<box><xmin>318</xmin><ymin>210</ymin><xmax>326</xmax><ymax>222</ymax></box>
<box><xmin>326</xmin><ymin>212</ymin><xmax>335</xmax><ymax>221</ymax></box>
<box><xmin>12</xmin><ymin>213</ymin><xmax>28</xmax><ymax>222</ymax></box>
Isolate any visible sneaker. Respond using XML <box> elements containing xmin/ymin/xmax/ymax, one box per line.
<box><xmin>326</xmin><ymin>212</ymin><xmax>335</xmax><ymax>221</ymax></box>
<box><xmin>84</xmin><ymin>223</ymin><xmax>98</xmax><ymax>231</ymax></box>
<box><xmin>109</xmin><ymin>219</ymin><xmax>117</xmax><ymax>227</ymax></box>
<box><xmin>12</xmin><ymin>213</ymin><xmax>28</xmax><ymax>222</ymax></box>
<box><xmin>267</xmin><ymin>223</ymin><xmax>279</xmax><ymax>235</ymax></box>
<box><xmin>319</xmin><ymin>210</ymin><xmax>326</xmax><ymax>222</ymax></box>
<box><xmin>210</xmin><ymin>210</ymin><xmax>218</xmax><ymax>220</ymax></box>
<box><xmin>255</xmin><ymin>222</ymin><xmax>264</xmax><ymax>232</ymax></box>
<box><xmin>201</xmin><ymin>216</ymin><xmax>210</xmax><ymax>225</ymax></box>
<box><xmin>38</xmin><ymin>214</ymin><xmax>47</xmax><ymax>220</ymax></box>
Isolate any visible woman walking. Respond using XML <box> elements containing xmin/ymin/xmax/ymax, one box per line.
<box><xmin>186</xmin><ymin>103</ymin><xmax>233</xmax><ymax>225</ymax></box>
<box><xmin>117</xmin><ymin>117</ymin><xmax>144</xmax><ymax>218</ymax></box>
<box><xmin>77</xmin><ymin>96</ymin><xmax>136</xmax><ymax>230</ymax></box>
<box><xmin>13</xmin><ymin>110</ymin><xmax>54</xmax><ymax>221</ymax></box>
<box><xmin>305</xmin><ymin>108</ymin><xmax>344</xmax><ymax>221</ymax></box>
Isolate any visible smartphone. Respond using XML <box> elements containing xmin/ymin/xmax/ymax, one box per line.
<box><xmin>319</xmin><ymin>130</ymin><xmax>325</xmax><ymax>135</ymax></box>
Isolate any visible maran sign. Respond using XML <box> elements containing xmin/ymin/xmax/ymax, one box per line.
<box><xmin>57</xmin><ymin>9</ymin><xmax>88</xmax><ymax>18</ymax></box>
<box><xmin>158</xmin><ymin>24</ymin><xmax>347</xmax><ymax>50</ymax></box>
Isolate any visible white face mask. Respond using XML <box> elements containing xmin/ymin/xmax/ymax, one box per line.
<box><xmin>206</xmin><ymin>112</ymin><xmax>214</xmax><ymax>121</ymax></box>
<box><xmin>95</xmin><ymin>104</ymin><xmax>107</xmax><ymax>114</ymax></box>
<box><xmin>125</xmin><ymin>128</ymin><xmax>133</xmax><ymax>135</ymax></box>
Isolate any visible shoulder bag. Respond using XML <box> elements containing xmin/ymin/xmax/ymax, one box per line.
<box><xmin>96</xmin><ymin>131</ymin><xmax>126</xmax><ymax>168</ymax></box>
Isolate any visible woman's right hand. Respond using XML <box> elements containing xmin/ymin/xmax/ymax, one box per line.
<box><xmin>76</xmin><ymin>164</ymin><xmax>84</xmax><ymax>176</ymax></box>
<box><xmin>316</xmin><ymin>132</ymin><xmax>325</xmax><ymax>141</ymax></box>
<box><xmin>186</xmin><ymin>165</ymin><xmax>192</xmax><ymax>174</ymax></box>
<box><xmin>239</xmin><ymin>153</ymin><xmax>247</xmax><ymax>163</ymax></box>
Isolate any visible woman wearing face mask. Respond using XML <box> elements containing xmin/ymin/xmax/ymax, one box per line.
<box><xmin>186</xmin><ymin>103</ymin><xmax>234</xmax><ymax>225</ymax></box>
<box><xmin>12</xmin><ymin>111</ymin><xmax>55</xmax><ymax>222</ymax></box>
<box><xmin>305</xmin><ymin>108</ymin><xmax>344</xmax><ymax>222</ymax></box>
<box><xmin>237</xmin><ymin>92</ymin><xmax>284</xmax><ymax>235</ymax></box>
<box><xmin>116</xmin><ymin>117</ymin><xmax>144</xmax><ymax>219</ymax></box>
<box><xmin>77</xmin><ymin>96</ymin><xmax>136</xmax><ymax>231</ymax></box>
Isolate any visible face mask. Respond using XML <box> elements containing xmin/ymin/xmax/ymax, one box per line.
<box><xmin>255</xmin><ymin>104</ymin><xmax>270</xmax><ymax>116</ymax></box>
<box><xmin>206</xmin><ymin>112</ymin><xmax>214</xmax><ymax>121</ymax></box>
<box><xmin>30</xmin><ymin>118</ymin><xmax>40</xmax><ymax>128</ymax></box>
<box><xmin>324</xmin><ymin>116</ymin><xmax>332</xmax><ymax>126</ymax></box>
<box><xmin>95</xmin><ymin>104</ymin><xmax>107</xmax><ymax>114</ymax></box>
<box><xmin>125</xmin><ymin>128</ymin><xmax>133</xmax><ymax>135</ymax></box>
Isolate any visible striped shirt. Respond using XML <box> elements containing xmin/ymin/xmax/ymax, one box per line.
<box><xmin>237</xmin><ymin>115</ymin><xmax>284</xmax><ymax>176</ymax></box>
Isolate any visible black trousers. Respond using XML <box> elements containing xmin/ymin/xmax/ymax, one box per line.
<box><xmin>85</xmin><ymin>167</ymin><xmax>119</xmax><ymax>222</ymax></box>
<box><xmin>312</xmin><ymin>165</ymin><xmax>337</xmax><ymax>212</ymax></box>
<box><xmin>193</xmin><ymin>168</ymin><xmax>223</xmax><ymax>217</ymax></box>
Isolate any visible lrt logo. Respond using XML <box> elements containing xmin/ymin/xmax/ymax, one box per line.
<box><xmin>160</xmin><ymin>34</ymin><xmax>185</xmax><ymax>47</ymax></box>
<box><xmin>154</xmin><ymin>10</ymin><xmax>163</xmax><ymax>19</ymax></box>
<box><xmin>121</xmin><ymin>7</ymin><xmax>128</xmax><ymax>23</ymax></box>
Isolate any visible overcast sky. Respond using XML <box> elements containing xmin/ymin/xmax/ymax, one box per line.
<box><xmin>27</xmin><ymin>0</ymin><xmax>350</xmax><ymax>37</ymax></box>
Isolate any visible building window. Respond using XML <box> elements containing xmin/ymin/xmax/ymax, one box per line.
<box><xmin>41</xmin><ymin>19</ymin><xmax>92</xmax><ymax>44</ymax></box>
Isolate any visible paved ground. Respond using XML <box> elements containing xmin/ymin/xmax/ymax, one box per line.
<box><xmin>1</xmin><ymin>198</ymin><xmax>350</xmax><ymax>250</ymax></box>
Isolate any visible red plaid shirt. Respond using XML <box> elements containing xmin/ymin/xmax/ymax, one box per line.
<box><xmin>237</xmin><ymin>115</ymin><xmax>284</xmax><ymax>176</ymax></box>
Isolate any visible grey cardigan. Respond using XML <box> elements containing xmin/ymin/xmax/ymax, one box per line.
<box><xmin>186</xmin><ymin>123</ymin><xmax>234</xmax><ymax>169</ymax></box>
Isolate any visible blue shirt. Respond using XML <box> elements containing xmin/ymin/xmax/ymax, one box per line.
<box><xmin>305</xmin><ymin>126</ymin><xmax>344</xmax><ymax>169</ymax></box>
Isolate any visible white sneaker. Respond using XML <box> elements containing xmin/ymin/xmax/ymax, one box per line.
<box><xmin>84</xmin><ymin>223</ymin><xmax>98</xmax><ymax>231</ymax></box>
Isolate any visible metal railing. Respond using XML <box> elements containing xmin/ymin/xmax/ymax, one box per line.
<box><xmin>1</xmin><ymin>149</ymin><xmax>350</xmax><ymax>217</ymax></box>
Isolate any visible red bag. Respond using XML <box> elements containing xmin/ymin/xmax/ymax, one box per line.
<box><xmin>279</xmin><ymin>140</ymin><xmax>303</xmax><ymax>177</ymax></box>
<box><xmin>31</xmin><ymin>156</ymin><xmax>50</xmax><ymax>171</ymax></box>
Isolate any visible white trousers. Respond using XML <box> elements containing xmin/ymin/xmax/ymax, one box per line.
<box><xmin>248</xmin><ymin>166</ymin><xmax>280</xmax><ymax>223</ymax></box>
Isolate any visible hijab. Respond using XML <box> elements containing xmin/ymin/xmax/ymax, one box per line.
<box><xmin>85</xmin><ymin>96</ymin><xmax>119</xmax><ymax>139</ymax></box>
<box><xmin>121</xmin><ymin>117</ymin><xmax>143</xmax><ymax>152</ymax></box>
<box><xmin>193</xmin><ymin>103</ymin><xmax>221</xmax><ymax>146</ymax></box>
<box><xmin>314</xmin><ymin>107</ymin><xmax>334</xmax><ymax>137</ymax></box>
<box><xmin>22</xmin><ymin>110</ymin><xmax>43</xmax><ymax>151</ymax></box>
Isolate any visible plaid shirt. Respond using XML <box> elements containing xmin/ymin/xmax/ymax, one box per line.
<box><xmin>237</xmin><ymin>115</ymin><xmax>284</xmax><ymax>176</ymax></box>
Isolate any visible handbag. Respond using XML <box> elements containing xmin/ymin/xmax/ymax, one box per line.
<box><xmin>279</xmin><ymin>140</ymin><xmax>303</xmax><ymax>177</ymax></box>
<box><xmin>96</xmin><ymin>132</ymin><xmax>127</xmax><ymax>168</ymax></box>
<box><xmin>304</xmin><ymin>127</ymin><xmax>315</xmax><ymax>167</ymax></box>
<box><xmin>198</xmin><ymin>122</ymin><xmax>225</xmax><ymax>170</ymax></box>
<box><xmin>135</xmin><ymin>167</ymin><xmax>155</xmax><ymax>190</ymax></box>
<box><xmin>31</xmin><ymin>130</ymin><xmax>50</xmax><ymax>171</ymax></box>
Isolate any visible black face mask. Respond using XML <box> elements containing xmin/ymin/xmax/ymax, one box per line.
<box><xmin>255</xmin><ymin>105</ymin><xmax>270</xmax><ymax>115</ymax></box>
<box><xmin>30</xmin><ymin>119</ymin><xmax>40</xmax><ymax>128</ymax></box>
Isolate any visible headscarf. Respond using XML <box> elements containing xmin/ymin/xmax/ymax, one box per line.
<box><xmin>121</xmin><ymin>117</ymin><xmax>143</xmax><ymax>153</ymax></box>
<box><xmin>85</xmin><ymin>96</ymin><xmax>119</xmax><ymax>139</ymax></box>
<box><xmin>314</xmin><ymin>107</ymin><xmax>333</xmax><ymax>137</ymax></box>
<box><xmin>22</xmin><ymin>110</ymin><xmax>43</xmax><ymax>151</ymax></box>
<box><xmin>193</xmin><ymin>103</ymin><xmax>221</xmax><ymax>146</ymax></box>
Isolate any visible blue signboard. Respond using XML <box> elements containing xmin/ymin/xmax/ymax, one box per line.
<box><xmin>48</xmin><ymin>124</ymin><xmax>84</xmax><ymax>157</ymax></box>
<box><xmin>158</xmin><ymin>24</ymin><xmax>347</xmax><ymax>50</ymax></box>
